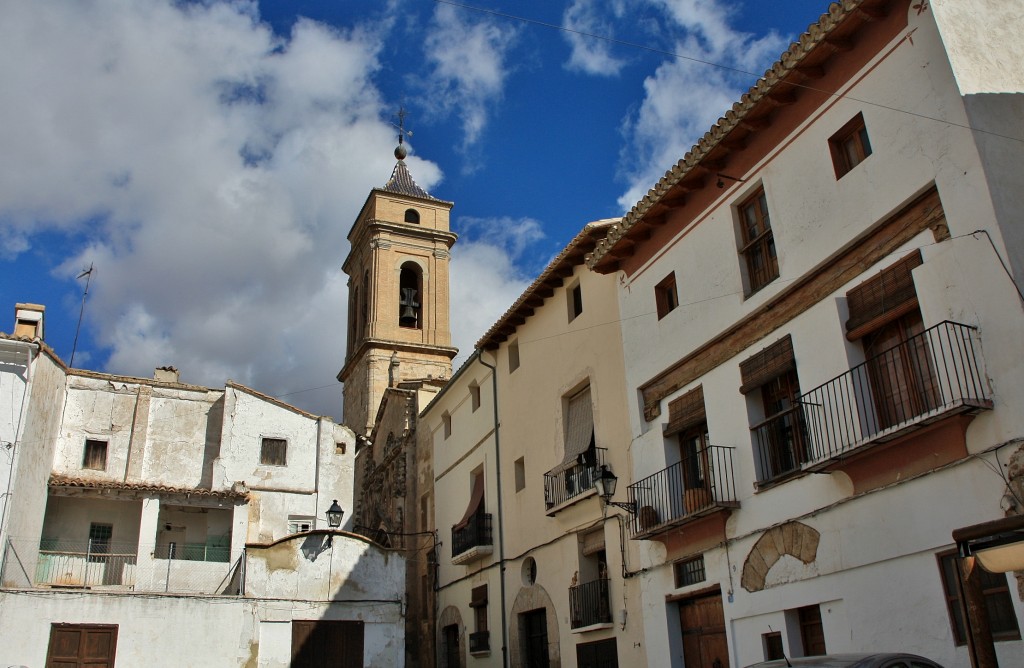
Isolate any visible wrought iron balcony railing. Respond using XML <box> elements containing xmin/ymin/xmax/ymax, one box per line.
<box><xmin>627</xmin><ymin>445</ymin><xmax>738</xmax><ymax>537</ymax></box>
<box><xmin>544</xmin><ymin>447</ymin><xmax>606</xmax><ymax>510</ymax></box>
<box><xmin>799</xmin><ymin>320</ymin><xmax>989</xmax><ymax>467</ymax></box>
<box><xmin>452</xmin><ymin>512</ymin><xmax>493</xmax><ymax>559</ymax></box>
<box><xmin>751</xmin><ymin>405</ymin><xmax>809</xmax><ymax>484</ymax></box>
<box><xmin>469</xmin><ymin>631</ymin><xmax>490</xmax><ymax>653</ymax></box>
<box><xmin>569</xmin><ymin>577</ymin><xmax>612</xmax><ymax>629</ymax></box>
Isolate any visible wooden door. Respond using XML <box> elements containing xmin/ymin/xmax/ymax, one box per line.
<box><xmin>679</xmin><ymin>592</ymin><xmax>730</xmax><ymax>668</ymax></box>
<box><xmin>291</xmin><ymin>620</ymin><xmax>364</xmax><ymax>668</ymax></box>
<box><xmin>46</xmin><ymin>624</ymin><xmax>117</xmax><ymax>668</ymax></box>
<box><xmin>865</xmin><ymin>311</ymin><xmax>940</xmax><ymax>429</ymax></box>
<box><xmin>522</xmin><ymin>608</ymin><xmax>550</xmax><ymax>668</ymax></box>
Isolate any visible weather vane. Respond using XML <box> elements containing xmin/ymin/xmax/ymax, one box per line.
<box><xmin>392</xmin><ymin>106</ymin><xmax>413</xmax><ymax>160</ymax></box>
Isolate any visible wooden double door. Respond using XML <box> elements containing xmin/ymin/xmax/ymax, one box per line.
<box><xmin>679</xmin><ymin>591</ymin><xmax>730</xmax><ymax>668</ymax></box>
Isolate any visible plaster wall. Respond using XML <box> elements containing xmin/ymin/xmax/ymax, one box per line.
<box><xmin>931</xmin><ymin>0</ymin><xmax>1024</xmax><ymax>94</ymax></box>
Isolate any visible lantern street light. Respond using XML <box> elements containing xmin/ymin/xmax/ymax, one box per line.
<box><xmin>594</xmin><ymin>466</ymin><xmax>636</xmax><ymax>514</ymax></box>
<box><xmin>325</xmin><ymin>500</ymin><xmax>344</xmax><ymax>545</ymax></box>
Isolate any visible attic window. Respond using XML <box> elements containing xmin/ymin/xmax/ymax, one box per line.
<box><xmin>405</xmin><ymin>209</ymin><xmax>420</xmax><ymax>224</ymax></box>
<box><xmin>260</xmin><ymin>437</ymin><xmax>287</xmax><ymax>466</ymax></box>
<box><xmin>470</xmin><ymin>382</ymin><xmax>481</xmax><ymax>412</ymax></box>
<box><xmin>829</xmin><ymin>112</ymin><xmax>872</xmax><ymax>179</ymax></box>
<box><xmin>655</xmin><ymin>272</ymin><xmax>678</xmax><ymax>319</ymax></box>
<box><xmin>83</xmin><ymin>439</ymin><xmax>108</xmax><ymax>471</ymax></box>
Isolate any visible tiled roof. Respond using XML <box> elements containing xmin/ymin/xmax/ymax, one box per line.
<box><xmin>587</xmin><ymin>0</ymin><xmax>883</xmax><ymax>270</ymax></box>
<box><xmin>379</xmin><ymin>160</ymin><xmax>444</xmax><ymax>202</ymax></box>
<box><xmin>49</xmin><ymin>473</ymin><xmax>249</xmax><ymax>501</ymax></box>
<box><xmin>477</xmin><ymin>219</ymin><xmax>616</xmax><ymax>350</ymax></box>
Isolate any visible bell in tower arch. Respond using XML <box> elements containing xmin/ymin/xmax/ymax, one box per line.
<box><xmin>399</xmin><ymin>263</ymin><xmax>422</xmax><ymax>329</ymax></box>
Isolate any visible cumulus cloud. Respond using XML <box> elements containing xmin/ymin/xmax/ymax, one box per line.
<box><xmin>616</xmin><ymin>0</ymin><xmax>789</xmax><ymax>210</ymax></box>
<box><xmin>0</xmin><ymin>0</ymin><xmax>525</xmax><ymax>419</ymax></box>
<box><xmin>562</xmin><ymin>0</ymin><xmax>628</xmax><ymax>76</ymax></box>
<box><xmin>421</xmin><ymin>4</ymin><xmax>518</xmax><ymax>153</ymax></box>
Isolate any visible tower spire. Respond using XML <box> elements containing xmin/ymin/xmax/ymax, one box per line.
<box><xmin>393</xmin><ymin>106</ymin><xmax>412</xmax><ymax>161</ymax></box>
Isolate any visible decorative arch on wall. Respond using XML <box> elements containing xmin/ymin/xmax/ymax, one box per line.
<box><xmin>509</xmin><ymin>583</ymin><xmax>561</xmax><ymax>668</ymax></box>
<box><xmin>437</xmin><ymin>605</ymin><xmax>465</xmax><ymax>668</ymax></box>
<box><xmin>399</xmin><ymin>262</ymin><xmax>423</xmax><ymax>329</ymax></box>
<box><xmin>741</xmin><ymin>520</ymin><xmax>820</xmax><ymax>592</ymax></box>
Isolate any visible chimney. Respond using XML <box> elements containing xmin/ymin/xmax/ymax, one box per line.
<box><xmin>13</xmin><ymin>303</ymin><xmax>45</xmax><ymax>340</ymax></box>
<box><xmin>154</xmin><ymin>366</ymin><xmax>180</xmax><ymax>383</ymax></box>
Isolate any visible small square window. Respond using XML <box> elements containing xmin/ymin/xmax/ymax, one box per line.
<box><xmin>568</xmin><ymin>282</ymin><xmax>583</xmax><ymax>322</ymax></box>
<box><xmin>470</xmin><ymin>383</ymin><xmax>481</xmax><ymax>412</ymax></box>
<box><xmin>829</xmin><ymin>112</ymin><xmax>872</xmax><ymax>178</ymax></box>
<box><xmin>508</xmin><ymin>340</ymin><xmax>520</xmax><ymax>373</ymax></box>
<box><xmin>514</xmin><ymin>457</ymin><xmax>526</xmax><ymax>492</ymax></box>
<box><xmin>83</xmin><ymin>439</ymin><xmax>108</xmax><ymax>471</ymax></box>
<box><xmin>673</xmin><ymin>555</ymin><xmax>706</xmax><ymax>588</ymax></box>
<box><xmin>260</xmin><ymin>437</ymin><xmax>287</xmax><ymax>466</ymax></box>
<box><xmin>336</xmin><ymin>441</ymin><xmax>346</xmax><ymax>455</ymax></box>
<box><xmin>655</xmin><ymin>272</ymin><xmax>679</xmax><ymax>319</ymax></box>
<box><xmin>442</xmin><ymin>412</ymin><xmax>452</xmax><ymax>439</ymax></box>
<box><xmin>288</xmin><ymin>516</ymin><xmax>315</xmax><ymax>534</ymax></box>
<box><xmin>762</xmin><ymin>632</ymin><xmax>785</xmax><ymax>661</ymax></box>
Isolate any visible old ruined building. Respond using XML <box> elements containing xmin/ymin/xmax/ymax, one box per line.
<box><xmin>0</xmin><ymin>304</ymin><xmax>405</xmax><ymax>667</ymax></box>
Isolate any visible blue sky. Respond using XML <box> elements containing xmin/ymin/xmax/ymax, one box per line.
<box><xmin>1</xmin><ymin>0</ymin><xmax>828</xmax><ymax>417</ymax></box>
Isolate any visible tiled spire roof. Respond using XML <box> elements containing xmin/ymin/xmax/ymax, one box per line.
<box><xmin>380</xmin><ymin>160</ymin><xmax>442</xmax><ymax>202</ymax></box>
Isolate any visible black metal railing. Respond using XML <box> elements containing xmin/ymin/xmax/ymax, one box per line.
<box><xmin>569</xmin><ymin>578</ymin><xmax>612</xmax><ymax>629</ymax></box>
<box><xmin>627</xmin><ymin>445</ymin><xmax>738</xmax><ymax>536</ymax></box>
<box><xmin>469</xmin><ymin>631</ymin><xmax>490</xmax><ymax>653</ymax></box>
<box><xmin>544</xmin><ymin>448</ymin><xmax>606</xmax><ymax>510</ymax></box>
<box><xmin>752</xmin><ymin>405</ymin><xmax>809</xmax><ymax>484</ymax></box>
<box><xmin>451</xmin><ymin>512</ymin><xmax>493</xmax><ymax>558</ymax></box>
<box><xmin>799</xmin><ymin>320</ymin><xmax>988</xmax><ymax>466</ymax></box>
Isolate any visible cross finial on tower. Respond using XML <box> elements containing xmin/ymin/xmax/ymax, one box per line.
<box><xmin>393</xmin><ymin>106</ymin><xmax>413</xmax><ymax>160</ymax></box>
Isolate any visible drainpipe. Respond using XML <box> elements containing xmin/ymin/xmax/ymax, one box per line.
<box><xmin>476</xmin><ymin>351</ymin><xmax>508</xmax><ymax>668</ymax></box>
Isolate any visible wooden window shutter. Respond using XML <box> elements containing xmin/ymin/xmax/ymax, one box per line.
<box><xmin>581</xmin><ymin>529</ymin><xmax>605</xmax><ymax>557</ymax></box>
<box><xmin>470</xmin><ymin>584</ymin><xmax>488</xmax><ymax>608</ymax></box>
<box><xmin>664</xmin><ymin>386</ymin><xmax>706</xmax><ymax>436</ymax></box>
<box><xmin>846</xmin><ymin>250</ymin><xmax>922</xmax><ymax>339</ymax></box>
<box><xmin>739</xmin><ymin>335</ymin><xmax>795</xmax><ymax>394</ymax></box>
<box><xmin>557</xmin><ymin>386</ymin><xmax>594</xmax><ymax>471</ymax></box>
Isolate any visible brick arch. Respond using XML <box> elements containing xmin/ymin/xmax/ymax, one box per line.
<box><xmin>436</xmin><ymin>605</ymin><xmax>465</xmax><ymax>667</ymax></box>
<box><xmin>741</xmin><ymin>521</ymin><xmax>820</xmax><ymax>592</ymax></box>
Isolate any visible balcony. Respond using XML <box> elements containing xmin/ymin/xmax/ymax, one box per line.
<box><xmin>469</xmin><ymin>631</ymin><xmax>490</xmax><ymax>654</ymax></box>
<box><xmin>451</xmin><ymin>512</ymin><xmax>493</xmax><ymax>565</ymax></box>
<box><xmin>751</xmin><ymin>405</ymin><xmax>809</xmax><ymax>485</ymax></box>
<box><xmin>569</xmin><ymin>577</ymin><xmax>612</xmax><ymax>630</ymax></box>
<box><xmin>799</xmin><ymin>321</ymin><xmax>990</xmax><ymax>470</ymax></box>
<box><xmin>1</xmin><ymin>539</ymin><xmax>241</xmax><ymax>594</ymax></box>
<box><xmin>544</xmin><ymin>448</ymin><xmax>605</xmax><ymax>513</ymax></box>
<box><xmin>627</xmin><ymin>445</ymin><xmax>739</xmax><ymax>539</ymax></box>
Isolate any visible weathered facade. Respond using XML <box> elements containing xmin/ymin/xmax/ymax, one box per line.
<box><xmin>0</xmin><ymin>308</ymin><xmax>405</xmax><ymax>667</ymax></box>
<box><xmin>588</xmin><ymin>1</ymin><xmax>1024</xmax><ymax>666</ymax></box>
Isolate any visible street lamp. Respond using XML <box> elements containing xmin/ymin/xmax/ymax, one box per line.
<box><xmin>325</xmin><ymin>500</ymin><xmax>344</xmax><ymax>545</ymax></box>
<box><xmin>594</xmin><ymin>466</ymin><xmax>636</xmax><ymax>514</ymax></box>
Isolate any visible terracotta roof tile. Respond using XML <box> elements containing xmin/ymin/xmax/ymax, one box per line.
<box><xmin>49</xmin><ymin>473</ymin><xmax>248</xmax><ymax>501</ymax></box>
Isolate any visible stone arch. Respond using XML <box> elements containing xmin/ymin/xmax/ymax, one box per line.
<box><xmin>509</xmin><ymin>583</ymin><xmax>561</xmax><ymax>668</ymax></box>
<box><xmin>437</xmin><ymin>605</ymin><xmax>465</xmax><ymax>668</ymax></box>
<box><xmin>741</xmin><ymin>520</ymin><xmax>820</xmax><ymax>592</ymax></box>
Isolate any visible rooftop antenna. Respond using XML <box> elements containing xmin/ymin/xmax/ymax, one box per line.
<box><xmin>69</xmin><ymin>263</ymin><xmax>94</xmax><ymax>367</ymax></box>
<box><xmin>391</xmin><ymin>105</ymin><xmax>413</xmax><ymax>160</ymax></box>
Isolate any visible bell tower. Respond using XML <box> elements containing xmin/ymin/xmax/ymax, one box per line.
<box><xmin>338</xmin><ymin>133</ymin><xmax>458</xmax><ymax>436</ymax></box>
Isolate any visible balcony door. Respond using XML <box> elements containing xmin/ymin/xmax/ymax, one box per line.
<box><xmin>679</xmin><ymin>426</ymin><xmax>711</xmax><ymax>513</ymax></box>
<box><xmin>759</xmin><ymin>370</ymin><xmax>807</xmax><ymax>476</ymax></box>
<box><xmin>864</xmin><ymin>311</ymin><xmax>940</xmax><ymax>430</ymax></box>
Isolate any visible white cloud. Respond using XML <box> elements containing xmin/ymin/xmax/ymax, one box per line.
<box><xmin>421</xmin><ymin>4</ymin><xmax>518</xmax><ymax>152</ymax></box>
<box><xmin>562</xmin><ymin>0</ymin><xmax>628</xmax><ymax>76</ymax></box>
<box><xmin>0</xmin><ymin>0</ymin><xmax>516</xmax><ymax>419</ymax></box>
<box><xmin>616</xmin><ymin>0</ymin><xmax>789</xmax><ymax>210</ymax></box>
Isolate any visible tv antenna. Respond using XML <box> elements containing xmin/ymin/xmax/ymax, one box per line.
<box><xmin>69</xmin><ymin>263</ymin><xmax>94</xmax><ymax>367</ymax></box>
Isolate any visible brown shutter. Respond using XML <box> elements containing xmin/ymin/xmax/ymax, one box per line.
<box><xmin>739</xmin><ymin>336</ymin><xmax>795</xmax><ymax>394</ymax></box>
<box><xmin>664</xmin><ymin>386</ymin><xmax>706</xmax><ymax>436</ymax></box>
<box><xmin>581</xmin><ymin>529</ymin><xmax>605</xmax><ymax>557</ymax></box>
<box><xmin>470</xmin><ymin>584</ymin><xmax>488</xmax><ymax>608</ymax></box>
<box><xmin>454</xmin><ymin>470</ymin><xmax>484</xmax><ymax>531</ymax></box>
<box><xmin>845</xmin><ymin>250</ymin><xmax>922</xmax><ymax>339</ymax></box>
<box><xmin>556</xmin><ymin>386</ymin><xmax>594</xmax><ymax>472</ymax></box>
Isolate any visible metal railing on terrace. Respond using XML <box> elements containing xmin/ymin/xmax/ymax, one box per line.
<box><xmin>569</xmin><ymin>577</ymin><xmax>612</xmax><ymax>629</ymax></box>
<box><xmin>544</xmin><ymin>448</ymin><xmax>606</xmax><ymax>510</ymax></box>
<box><xmin>1</xmin><ymin>539</ymin><xmax>241</xmax><ymax>595</ymax></box>
<box><xmin>751</xmin><ymin>405</ymin><xmax>808</xmax><ymax>485</ymax></box>
<box><xmin>627</xmin><ymin>445</ymin><xmax>738</xmax><ymax>537</ymax></box>
<box><xmin>799</xmin><ymin>320</ymin><xmax>989</xmax><ymax>467</ymax></box>
<box><xmin>451</xmin><ymin>512</ymin><xmax>493</xmax><ymax>558</ymax></box>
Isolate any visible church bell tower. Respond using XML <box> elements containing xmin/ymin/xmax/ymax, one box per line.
<box><xmin>338</xmin><ymin>133</ymin><xmax>458</xmax><ymax>436</ymax></box>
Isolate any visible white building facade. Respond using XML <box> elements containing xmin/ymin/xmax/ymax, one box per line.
<box><xmin>587</xmin><ymin>1</ymin><xmax>1024</xmax><ymax>667</ymax></box>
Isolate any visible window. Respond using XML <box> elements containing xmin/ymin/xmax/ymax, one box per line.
<box><xmin>763</xmin><ymin>632</ymin><xmax>785</xmax><ymax>661</ymax></box>
<box><xmin>404</xmin><ymin>208</ymin><xmax>420</xmax><ymax>224</ymax></box>
<box><xmin>260</xmin><ymin>437</ymin><xmax>287</xmax><ymax>466</ymax></box>
<box><xmin>938</xmin><ymin>552</ymin><xmax>1021</xmax><ymax>645</ymax></box>
<box><xmin>737</xmin><ymin>187</ymin><xmax>778</xmax><ymax>295</ymax></box>
<box><xmin>740</xmin><ymin>336</ymin><xmax>806</xmax><ymax>483</ymax></box>
<box><xmin>655</xmin><ymin>272</ymin><xmax>679</xmax><ymax>319</ymax></box>
<box><xmin>508</xmin><ymin>340</ymin><xmax>520</xmax><ymax>373</ymax></box>
<box><xmin>399</xmin><ymin>262</ymin><xmax>422</xmax><ymax>329</ymax></box>
<box><xmin>442</xmin><ymin>412</ymin><xmax>452</xmax><ymax>439</ymax></box>
<box><xmin>82</xmin><ymin>439</ymin><xmax>108</xmax><ymax>471</ymax></box>
<box><xmin>47</xmin><ymin>624</ymin><xmax>118</xmax><ymax>667</ymax></box>
<box><xmin>470</xmin><ymin>383</ymin><xmax>481</xmax><ymax>412</ymax></box>
<box><xmin>288</xmin><ymin>516</ymin><xmax>315</xmax><ymax>534</ymax></box>
<box><xmin>577</xmin><ymin>638</ymin><xmax>618</xmax><ymax>668</ymax></box>
<box><xmin>514</xmin><ymin>457</ymin><xmax>526</xmax><ymax>492</ymax></box>
<box><xmin>829</xmin><ymin>112</ymin><xmax>872</xmax><ymax>178</ymax></box>
<box><xmin>673</xmin><ymin>555</ymin><xmax>706</xmax><ymax>588</ymax></box>
<box><xmin>470</xmin><ymin>585</ymin><xmax>489</xmax><ymax>654</ymax></box>
<box><xmin>797</xmin><ymin>605</ymin><xmax>826</xmax><ymax>657</ymax></box>
<box><xmin>568</xmin><ymin>282</ymin><xmax>583</xmax><ymax>322</ymax></box>
<box><xmin>336</xmin><ymin>441</ymin><xmax>346</xmax><ymax>455</ymax></box>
